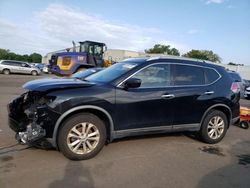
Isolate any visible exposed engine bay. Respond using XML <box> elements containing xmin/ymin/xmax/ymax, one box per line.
<box><xmin>8</xmin><ymin>91</ymin><xmax>56</xmax><ymax>144</ymax></box>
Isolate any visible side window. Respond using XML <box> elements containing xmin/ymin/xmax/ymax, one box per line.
<box><xmin>94</xmin><ymin>45</ymin><xmax>102</xmax><ymax>56</ymax></box>
<box><xmin>132</xmin><ymin>64</ymin><xmax>171</xmax><ymax>88</ymax></box>
<box><xmin>13</xmin><ymin>62</ymin><xmax>21</xmax><ymax>67</ymax></box>
<box><xmin>204</xmin><ymin>68</ymin><xmax>220</xmax><ymax>84</ymax></box>
<box><xmin>173</xmin><ymin>64</ymin><xmax>205</xmax><ymax>86</ymax></box>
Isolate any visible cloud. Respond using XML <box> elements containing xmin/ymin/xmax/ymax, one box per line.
<box><xmin>0</xmin><ymin>3</ymin><xmax>189</xmax><ymax>56</ymax></box>
<box><xmin>206</xmin><ymin>0</ymin><xmax>225</xmax><ymax>4</ymax></box>
<box><xmin>187</xmin><ymin>29</ymin><xmax>199</xmax><ymax>35</ymax></box>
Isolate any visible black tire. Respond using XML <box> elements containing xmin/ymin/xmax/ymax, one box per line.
<box><xmin>240</xmin><ymin>121</ymin><xmax>249</xmax><ymax>129</ymax></box>
<box><xmin>3</xmin><ymin>69</ymin><xmax>10</xmax><ymax>75</ymax></box>
<box><xmin>199</xmin><ymin>110</ymin><xmax>228</xmax><ymax>144</ymax></box>
<box><xmin>31</xmin><ymin>70</ymin><xmax>38</xmax><ymax>76</ymax></box>
<box><xmin>58</xmin><ymin>113</ymin><xmax>106</xmax><ymax>160</ymax></box>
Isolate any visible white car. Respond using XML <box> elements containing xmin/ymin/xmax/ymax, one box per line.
<box><xmin>244</xmin><ymin>87</ymin><xmax>250</xmax><ymax>99</ymax></box>
<box><xmin>42</xmin><ymin>65</ymin><xmax>51</xmax><ymax>74</ymax></box>
<box><xmin>0</xmin><ymin>60</ymin><xmax>41</xmax><ymax>76</ymax></box>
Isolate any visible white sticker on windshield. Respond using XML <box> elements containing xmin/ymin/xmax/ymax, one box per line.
<box><xmin>123</xmin><ymin>64</ymin><xmax>136</xmax><ymax>69</ymax></box>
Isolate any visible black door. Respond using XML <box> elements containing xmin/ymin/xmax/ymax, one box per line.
<box><xmin>170</xmin><ymin>64</ymin><xmax>216</xmax><ymax>126</ymax></box>
<box><xmin>115</xmin><ymin>63</ymin><xmax>175</xmax><ymax>130</ymax></box>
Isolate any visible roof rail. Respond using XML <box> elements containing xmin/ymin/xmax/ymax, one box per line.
<box><xmin>146</xmin><ymin>55</ymin><xmax>214</xmax><ymax>64</ymax></box>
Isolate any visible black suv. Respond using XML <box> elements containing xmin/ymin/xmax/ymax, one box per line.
<box><xmin>8</xmin><ymin>57</ymin><xmax>240</xmax><ymax>160</ymax></box>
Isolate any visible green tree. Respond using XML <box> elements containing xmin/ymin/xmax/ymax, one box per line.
<box><xmin>0</xmin><ymin>48</ymin><xmax>12</xmax><ymax>59</ymax></box>
<box><xmin>0</xmin><ymin>49</ymin><xmax>42</xmax><ymax>63</ymax></box>
<box><xmin>22</xmin><ymin>54</ymin><xmax>30</xmax><ymax>62</ymax></box>
<box><xmin>29</xmin><ymin>53</ymin><xmax>42</xmax><ymax>63</ymax></box>
<box><xmin>168</xmin><ymin>48</ymin><xmax>180</xmax><ymax>56</ymax></box>
<box><xmin>145</xmin><ymin>44</ymin><xmax>180</xmax><ymax>56</ymax></box>
<box><xmin>228</xmin><ymin>62</ymin><xmax>236</xmax><ymax>66</ymax></box>
<box><xmin>183</xmin><ymin>50</ymin><xmax>221</xmax><ymax>63</ymax></box>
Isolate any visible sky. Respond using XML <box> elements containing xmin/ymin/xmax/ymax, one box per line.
<box><xmin>0</xmin><ymin>0</ymin><xmax>249</xmax><ymax>65</ymax></box>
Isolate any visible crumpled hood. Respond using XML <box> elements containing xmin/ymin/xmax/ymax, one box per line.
<box><xmin>23</xmin><ymin>78</ymin><xmax>95</xmax><ymax>92</ymax></box>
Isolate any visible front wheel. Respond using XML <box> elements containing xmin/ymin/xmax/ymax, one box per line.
<box><xmin>199</xmin><ymin>110</ymin><xmax>228</xmax><ymax>144</ymax></box>
<box><xmin>58</xmin><ymin>113</ymin><xmax>106</xmax><ymax>160</ymax></box>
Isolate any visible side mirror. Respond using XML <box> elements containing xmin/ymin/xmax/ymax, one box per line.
<box><xmin>124</xmin><ymin>78</ymin><xmax>141</xmax><ymax>89</ymax></box>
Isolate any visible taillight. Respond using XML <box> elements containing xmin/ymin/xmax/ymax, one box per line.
<box><xmin>231</xmin><ymin>82</ymin><xmax>240</xmax><ymax>93</ymax></box>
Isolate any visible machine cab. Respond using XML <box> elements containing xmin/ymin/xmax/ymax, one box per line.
<box><xmin>79</xmin><ymin>41</ymin><xmax>107</xmax><ymax>67</ymax></box>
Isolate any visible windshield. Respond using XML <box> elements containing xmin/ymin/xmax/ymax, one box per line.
<box><xmin>85</xmin><ymin>60</ymin><xmax>140</xmax><ymax>83</ymax></box>
<box><xmin>72</xmin><ymin>69</ymin><xmax>100</xmax><ymax>79</ymax></box>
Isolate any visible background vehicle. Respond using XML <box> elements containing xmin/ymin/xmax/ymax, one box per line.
<box><xmin>239</xmin><ymin>107</ymin><xmax>250</xmax><ymax>129</ymax></box>
<box><xmin>8</xmin><ymin>57</ymin><xmax>240</xmax><ymax>160</ymax></box>
<box><xmin>49</xmin><ymin>41</ymin><xmax>113</xmax><ymax>76</ymax></box>
<box><xmin>244</xmin><ymin>87</ymin><xmax>250</xmax><ymax>99</ymax></box>
<box><xmin>0</xmin><ymin>60</ymin><xmax>41</xmax><ymax>76</ymax></box>
<box><xmin>71</xmin><ymin>67</ymin><xmax>104</xmax><ymax>80</ymax></box>
<box><xmin>42</xmin><ymin>64</ymin><xmax>52</xmax><ymax>74</ymax></box>
<box><xmin>35</xmin><ymin>63</ymin><xmax>45</xmax><ymax>71</ymax></box>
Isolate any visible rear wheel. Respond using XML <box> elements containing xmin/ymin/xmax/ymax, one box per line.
<box><xmin>3</xmin><ymin>69</ymin><xmax>10</xmax><ymax>75</ymax></box>
<box><xmin>58</xmin><ymin>113</ymin><xmax>106</xmax><ymax>160</ymax></box>
<box><xmin>31</xmin><ymin>70</ymin><xmax>38</xmax><ymax>76</ymax></box>
<box><xmin>199</xmin><ymin>110</ymin><xmax>228</xmax><ymax>144</ymax></box>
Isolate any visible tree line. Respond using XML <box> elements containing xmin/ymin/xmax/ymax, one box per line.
<box><xmin>145</xmin><ymin>44</ymin><xmax>239</xmax><ymax>65</ymax></box>
<box><xmin>0</xmin><ymin>48</ymin><xmax>42</xmax><ymax>63</ymax></box>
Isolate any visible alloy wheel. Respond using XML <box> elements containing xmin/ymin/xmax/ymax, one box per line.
<box><xmin>207</xmin><ymin>116</ymin><xmax>225</xmax><ymax>139</ymax></box>
<box><xmin>67</xmin><ymin>122</ymin><xmax>100</xmax><ymax>154</ymax></box>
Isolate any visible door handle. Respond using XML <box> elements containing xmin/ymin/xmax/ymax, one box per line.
<box><xmin>161</xmin><ymin>94</ymin><xmax>175</xmax><ymax>99</ymax></box>
<box><xmin>204</xmin><ymin>91</ymin><xmax>214</xmax><ymax>95</ymax></box>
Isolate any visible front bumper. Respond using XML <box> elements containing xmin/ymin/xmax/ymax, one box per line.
<box><xmin>7</xmin><ymin>93</ymin><xmax>61</xmax><ymax>143</ymax></box>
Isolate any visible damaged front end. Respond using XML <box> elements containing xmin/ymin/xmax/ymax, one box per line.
<box><xmin>8</xmin><ymin>91</ymin><xmax>57</xmax><ymax>145</ymax></box>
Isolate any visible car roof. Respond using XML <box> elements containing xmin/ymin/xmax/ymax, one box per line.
<box><xmin>0</xmin><ymin>60</ymin><xmax>29</xmax><ymax>64</ymax></box>
<box><xmin>123</xmin><ymin>56</ymin><xmax>225</xmax><ymax>70</ymax></box>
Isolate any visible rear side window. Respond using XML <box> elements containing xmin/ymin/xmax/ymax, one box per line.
<box><xmin>204</xmin><ymin>68</ymin><xmax>220</xmax><ymax>84</ymax></box>
<box><xmin>12</xmin><ymin>62</ymin><xmax>21</xmax><ymax>67</ymax></box>
<box><xmin>1</xmin><ymin>61</ymin><xmax>11</xmax><ymax>65</ymax></box>
<box><xmin>173</xmin><ymin>64</ymin><xmax>205</xmax><ymax>86</ymax></box>
<box><xmin>229</xmin><ymin>72</ymin><xmax>242</xmax><ymax>82</ymax></box>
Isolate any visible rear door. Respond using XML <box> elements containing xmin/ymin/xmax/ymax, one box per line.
<box><xmin>171</xmin><ymin>64</ymin><xmax>216</xmax><ymax>127</ymax></box>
